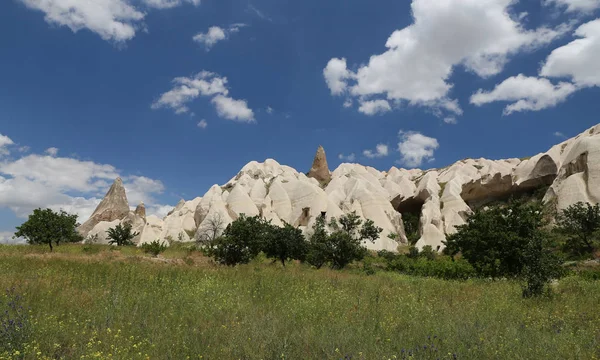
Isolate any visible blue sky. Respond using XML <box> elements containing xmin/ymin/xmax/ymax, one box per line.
<box><xmin>1</xmin><ymin>0</ymin><xmax>600</xmax><ymax>239</ymax></box>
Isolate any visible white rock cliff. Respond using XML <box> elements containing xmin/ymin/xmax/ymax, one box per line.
<box><xmin>79</xmin><ymin>124</ymin><xmax>600</xmax><ymax>252</ymax></box>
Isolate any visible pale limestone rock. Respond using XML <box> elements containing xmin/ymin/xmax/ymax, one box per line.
<box><xmin>134</xmin><ymin>202</ymin><xmax>146</xmax><ymax>219</ymax></box>
<box><xmin>79</xmin><ymin>178</ymin><xmax>130</xmax><ymax>236</ymax></box>
<box><xmin>226</xmin><ymin>184</ymin><xmax>260</xmax><ymax>219</ymax></box>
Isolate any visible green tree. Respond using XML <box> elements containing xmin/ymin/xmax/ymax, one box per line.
<box><xmin>521</xmin><ymin>233</ymin><xmax>563</xmax><ymax>298</ymax></box>
<box><xmin>106</xmin><ymin>223</ymin><xmax>139</xmax><ymax>246</ymax></box>
<box><xmin>402</xmin><ymin>212</ymin><xmax>421</xmax><ymax>245</ymax></box>
<box><xmin>308</xmin><ymin>212</ymin><xmax>383</xmax><ymax>269</ymax></box>
<box><xmin>306</xmin><ymin>215</ymin><xmax>329</xmax><ymax>269</ymax></box>
<box><xmin>444</xmin><ymin>200</ymin><xmax>546</xmax><ymax>278</ymax></box>
<box><xmin>262</xmin><ymin>222</ymin><xmax>307</xmax><ymax>266</ymax></box>
<box><xmin>555</xmin><ymin>202</ymin><xmax>600</xmax><ymax>257</ymax></box>
<box><xmin>210</xmin><ymin>215</ymin><xmax>269</xmax><ymax>266</ymax></box>
<box><xmin>15</xmin><ymin>208</ymin><xmax>82</xmax><ymax>251</ymax></box>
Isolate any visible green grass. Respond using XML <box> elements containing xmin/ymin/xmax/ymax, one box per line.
<box><xmin>1</xmin><ymin>245</ymin><xmax>600</xmax><ymax>359</ymax></box>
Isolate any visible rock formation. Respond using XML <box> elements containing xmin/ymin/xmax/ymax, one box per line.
<box><xmin>78</xmin><ymin>123</ymin><xmax>600</xmax><ymax>252</ymax></box>
<box><xmin>307</xmin><ymin>145</ymin><xmax>332</xmax><ymax>185</ymax></box>
<box><xmin>134</xmin><ymin>202</ymin><xmax>146</xmax><ymax>219</ymax></box>
<box><xmin>78</xmin><ymin>178</ymin><xmax>131</xmax><ymax>235</ymax></box>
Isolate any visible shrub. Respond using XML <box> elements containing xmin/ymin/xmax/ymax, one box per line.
<box><xmin>107</xmin><ymin>223</ymin><xmax>139</xmax><ymax>246</ymax></box>
<box><xmin>521</xmin><ymin>233</ymin><xmax>564</xmax><ymax>298</ymax></box>
<box><xmin>0</xmin><ymin>288</ymin><xmax>30</xmax><ymax>355</ymax></box>
<box><xmin>307</xmin><ymin>212</ymin><xmax>383</xmax><ymax>270</ymax></box>
<box><xmin>386</xmin><ymin>255</ymin><xmax>476</xmax><ymax>280</ymax></box>
<box><xmin>444</xmin><ymin>200</ymin><xmax>546</xmax><ymax>278</ymax></box>
<box><xmin>142</xmin><ymin>240</ymin><xmax>168</xmax><ymax>257</ymax></box>
<box><xmin>209</xmin><ymin>215</ymin><xmax>269</xmax><ymax>266</ymax></box>
<box><xmin>555</xmin><ymin>202</ymin><xmax>600</xmax><ymax>257</ymax></box>
<box><xmin>262</xmin><ymin>223</ymin><xmax>308</xmax><ymax>266</ymax></box>
<box><xmin>14</xmin><ymin>208</ymin><xmax>83</xmax><ymax>251</ymax></box>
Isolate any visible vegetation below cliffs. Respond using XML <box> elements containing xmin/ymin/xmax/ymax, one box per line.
<box><xmin>1</xmin><ymin>244</ymin><xmax>600</xmax><ymax>359</ymax></box>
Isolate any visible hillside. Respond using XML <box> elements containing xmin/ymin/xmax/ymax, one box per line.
<box><xmin>79</xmin><ymin>124</ymin><xmax>600</xmax><ymax>251</ymax></box>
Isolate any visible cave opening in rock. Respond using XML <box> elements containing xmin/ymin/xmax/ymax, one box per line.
<box><xmin>392</xmin><ymin>196</ymin><xmax>424</xmax><ymax>245</ymax></box>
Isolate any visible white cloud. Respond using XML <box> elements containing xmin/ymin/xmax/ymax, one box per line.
<box><xmin>443</xmin><ymin>117</ymin><xmax>457</xmax><ymax>124</ymax></box>
<box><xmin>211</xmin><ymin>95</ymin><xmax>255</xmax><ymax>122</ymax></box>
<box><xmin>545</xmin><ymin>0</ymin><xmax>600</xmax><ymax>13</ymax></box>
<box><xmin>0</xmin><ymin>134</ymin><xmax>14</xmax><ymax>156</ymax></box>
<box><xmin>358</xmin><ymin>99</ymin><xmax>392</xmax><ymax>116</ymax></box>
<box><xmin>324</xmin><ymin>0</ymin><xmax>567</xmax><ymax>116</ymax></box>
<box><xmin>554</xmin><ymin>131</ymin><xmax>567</xmax><ymax>137</ymax></box>
<box><xmin>363</xmin><ymin>144</ymin><xmax>389</xmax><ymax>159</ymax></box>
<box><xmin>152</xmin><ymin>71</ymin><xmax>254</xmax><ymax>122</ymax></box>
<box><xmin>541</xmin><ymin>19</ymin><xmax>600</xmax><ymax>88</ymax></box>
<box><xmin>324</xmin><ymin>58</ymin><xmax>351</xmax><ymax>96</ymax></box>
<box><xmin>0</xmin><ymin>140</ymin><xmax>167</xmax><ymax>222</ymax></box>
<box><xmin>0</xmin><ymin>231</ymin><xmax>25</xmax><ymax>245</ymax></box>
<box><xmin>470</xmin><ymin>74</ymin><xmax>577</xmax><ymax>115</ymax></box>
<box><xmin>142</xmin><ymin>0</ymin><xmax>200</xmax><ymax>9</ymax></box>
<box><xmin>19</xmin><ymin>0</ymin><xmax>145</xmax><ymax>42</ymax></box>
<box><xmin>19</xmin><ymin>0</ymin><xmax>202</xmax><ymax>42</ymax></box>
<box><xmin>45</xmin><ymin>147</ymin><xmax>59</xmax><ymax>156</ymax></box>
<box><xmin>343</xmin><ymin>99</ymin><xmax>353</xmax><ymax>108</ymax></box>
<box><xmin>193</xmin><ymin>24</ymin><xmax>244</xmax><ymax>50</ymax></box>
<box><xmin>266</xmin><ymin>106</ymin><xmax>274</xmax><ymax>114</ymax></box>
<box><xmin>338</xmin><ymin>153</ymin><xmax>356</xmax><ymax>162</ymax></box>
<box><xmin>197</xmin><ymin>119</ymin><xmax>208</xmax><ymax>129</ymax></box>
<box><xmin>397</xmin><ymin>130</ymin><xmax>439</xmax><ymax>168</ymax></box>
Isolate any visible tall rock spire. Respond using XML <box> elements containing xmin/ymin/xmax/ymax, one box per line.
<box><xmin>78</xmin><ymin>177</ymin><xmax>131</xmax><ymax>236</ymax></box>
<box><xmin>307</xmin><ymin>145</ymin><xmax>332</xmax><ymax>185</ymax></box>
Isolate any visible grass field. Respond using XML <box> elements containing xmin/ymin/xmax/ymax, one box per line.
<box><xmin>1</xmin><ymin>244</ymin><xmax>599</xmax><ymax>359</ymax></box>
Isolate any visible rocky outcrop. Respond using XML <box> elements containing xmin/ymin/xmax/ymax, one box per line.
<box><xmin>134</xmin><ymin>202</ymin><xmax>146</xmax><ymax>219</ymax></box>
<box><xmin>79</xmin><ymin>178</ymin><xmax>131</xmax><ymax>236</ymax></box>
<box><xmin>307</xmin><ymin>146</ymin><xmax>332</xmax><ymax>185</ymax></box>
<box><xmin>78</xmin><ymin>123</ymin><xmax>600</xmax><ymax>252</ymax></box>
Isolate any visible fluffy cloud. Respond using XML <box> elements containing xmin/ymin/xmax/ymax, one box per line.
<box><xmin>193</xmin><ymin>24</ymin><xmax>245</xmax><ymax>50</ymax></box>
<box><xmin>363</xmin><ymin>144</ymin><xmax>389</xmax><ymax>159</ymax></box>
<box><xmin>0</xmin><ymin>133</ymin><xmax>169</xmax><ymax>221</ymax></box>
<box><xmin>211</xmin><ymin>95</ymin><xmax>255</xmax><ymax>122</ymax></box>
<box><xmin>0</xmin><ymin>134</ymin><xmax>14</xmax><ymax>156</ymax></box>
<box><xmin>338</xmin><ymin>153</ymin><xmax>356</xmax><ymax>162</ymax></box>
<box><xmin>554</xmin><ymin>131</ymin><xmax>567</xmax><ymax>137</ymax></box>
<box><xmin>358</xmin><ymin>100</ymin><xmax>392</xmax><ymax>116</ymax></box>
<box><xmin>324</xmin><ymin>0</ymin><xmax>567</xmax><ymax>117</ymax></box>
<box><xmin>45</xmin><ymin>147</ymin><xmax>59</xmax><ymax>156</ymax></box>
<box><xmin>323</xmin><ymin>58</ymin><xmax>351</xmax><ymax>95</ymax></box>
<box><xmin>142</xmin><ymin>0</ymin><xmax>200</xmax><ymax>9</ymax></box>
<box><xmin>545</xmin><ymin>0</ymin><xmax>600</xmax><ymax>13</ymax></box>
<box><xmin>0</xmin><ymin>231</ymin><xmax>25</xmax><ymax>245</ymax></box>
<box><xmin>397</xmin><ymin>130</ymin><xmax>439</xmax><ymax>168</ymax></box>
<box><xmin>197</xmin><ymin>119</ymin><xmax>208</xmax><ymax>129</ymax></box>
<box><xmin>470</xmin><ymin>74</ymin><xmax>577</xmax><ymax>114</ymax></box>
<box><xmin>541</xmin><ymin>19</ymin><xmax>600</xmax><ymax>88</ymax></box>
<box><xmin>152</xmin><ymin>71</ymin><xmax>254</xmax><ymax>122</ymax></box>
<box><xmin>18</xmin><ymin>0</ymin><xmax>201</xmax><ymax>42</ymax></box>
<box><xmin>443</xmin><ymin>117</ymin><xmax>457</xmax><ymax>124</ymax></box>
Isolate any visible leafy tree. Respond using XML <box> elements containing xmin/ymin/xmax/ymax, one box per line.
<box><xmin>402</xmin><ymin>212</ymin><xmax>421</xmax><ymax>245</ymax></box>
<box><xmin>521</xmin><ymin>233</ymin><xmax>563</xmax><ymax>298</ymax></box>
<box><xmin>555</xmin><ymin>202</ymin><xmax>600</xmax><ymax>257</ymax></box>
<box><xmin>444</xmin><ymin>200</ymin><xmax>546</xmax><ymax>278</ymax></box>
<box><xmin>15</xmin><ymin>208</ymin><xmax>82</xmax><ymax>251</ymax></box>
<box><xmin>306</xmin><ymin>215</ymin><xmax>330</xmax><ymax>269</ymax></box>
<box><xmin>263</xmin><ymin>222</ymin><xmax>307</xmax><ymax>266</ymax></box>
<box><xmin>210</xmin><ymin>215</ymin><xmax>269</xmax><ymax>266</ymax></box>
<box><xmin>107</xmin><ymin>223</ymin><xmax>139</xmax><ymax>246</ymax></box>
<box><xmin>309</xmin><ymin>211</ymin><xmax>383</xmax><ymax>269</ymax></box>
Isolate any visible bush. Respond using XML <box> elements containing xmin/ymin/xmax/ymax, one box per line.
<box><xmin>262</xmin><ymin>223</ymin><xmax>308</xmax><ymax>266</ymax></box>
<box><xmin>209</xmin><ymin>215</ymin><xmax>269</xmax><ymax>266</ymax></box>
<box><xmin>107</xmin><ymin>223</ymin><xmax>139</xmax><ymax>246</ymax></box>
<box><xmin>307</xmin><ymin>212</ymin><xmax>383</xmax><ymax>270</ymax></box>
<box><xmin>0</xmin><ymin>288</ymin><xmax>30</xmax><ymax>355</ymax></box>
<box><xmin>142</xmin><ymin>240</ymin><xmax>168</xmax><ymax>257</ymax></box>
<box><xmin>386</xmin><ymin>255</ymin><xmax>476</xmax><ymax>280</ymax></box>
<box><xmin>555</xmin><ymin>202</ymin><xmax>600</xmax><ymax>257</ymax></box>
<box><xmin>521</xmin><ymin>234</ymin><xmax>564</xmax><ymax>298</ymax></box>
<box><xmin>445</xmin><ymin>200</ymin><xmax>546</xmax><ymax>278</ymax></box>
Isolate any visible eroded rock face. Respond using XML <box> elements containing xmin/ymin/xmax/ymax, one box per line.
<box><xmin>307</xmin><ymin>145</ymin><xmax>332</xmax><ymax>185</ymax></box>
<box><xmin>79</xmin><ymin>178</ymin><xmax>131</xmax><ymax>236</ymax></box>
<box><xmin>134</xmin><ymin>202</ymin><xmax>146</xmax><ymax>219</ymax></box>
<box><xmin>78</xmin><ymin>124</ymin><xmax>600</xmax><ymax>252</ymax></box>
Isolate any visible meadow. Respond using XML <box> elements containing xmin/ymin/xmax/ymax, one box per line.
<box><xmin>1</xmin><ymin>244</ymin><xmax>599</xmax><ymax>359</ymax></box>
